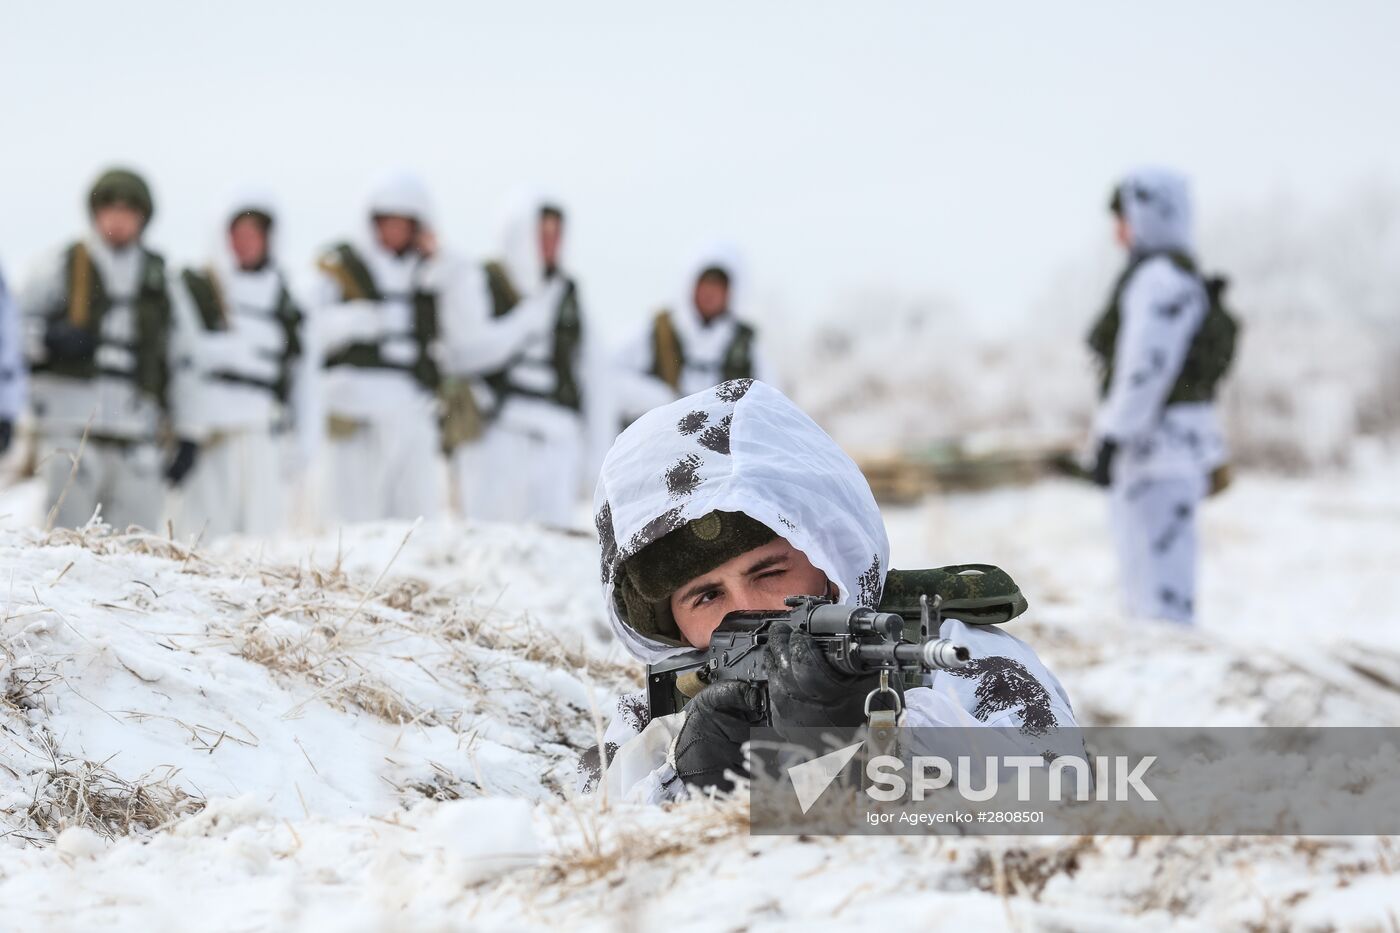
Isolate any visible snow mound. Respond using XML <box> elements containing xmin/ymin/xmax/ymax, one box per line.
<box><xmin>1</xmin><ymin>520</ymin><xmax>633</xmax><ymax>845</ymax></box>
<box><xmin>2</xmin><ymin>469</ymin><xmax>1399</xmax><ymax>929</ymax></box>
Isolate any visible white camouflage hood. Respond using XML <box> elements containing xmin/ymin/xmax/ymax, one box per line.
<box><xmin>594</xmin><ymin>379</ymin><xmax>890</xmax><ymax>664</ymax></box>
<box><xmin>497</xmin><ymin>188</ymin><xmax>568</xmax><ymax>294</ymax></box>
<box><xmin>1116</xmin><ymin>167</ymin><xmax>1194</xmax><ymax>256</ymax></box>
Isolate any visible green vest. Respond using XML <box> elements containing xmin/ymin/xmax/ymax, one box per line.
<box><xmin>319</xmin><ymin>243</ymin><xmax>439</xmax><ymax>391</ymax></box>
<box><xmin>35</xmin><ymin>241</ymin><xmax>173</xmax><ymax>408</ymax></box>
<box><xmin>1087</xmin><ymin>251</ymin><xmax>1239</xmax><ymax>405</ymax></box>
<box><xmin>181</xmin><ymin>267</ymin><xmax>303</xmax><ymax>403</ymax></box>
<box><xmin>648</xmin><ymin>310</ymin><xmax>756</xmax><ymax>391</ymax></box>
<box><xmin>481</xmin><ymin>261</ymin><xmax>584</xmax><ymax>412</ymax></box>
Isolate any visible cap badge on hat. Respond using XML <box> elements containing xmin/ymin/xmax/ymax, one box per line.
<box><xmin>690</xmin><ymin>512</ymin><xmax>723</xmax><ymax>541</ymax></box>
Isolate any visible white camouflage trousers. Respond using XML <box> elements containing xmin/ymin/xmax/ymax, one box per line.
<box><xmin>1108</xmin><ymin>472</ymin><xmax>1205</xmax><ymax>625</ymax></box>
<box><xmin>326</xmin><ymin>412</ymin><xmax>445</xmax><ymax>524</ymax></box>
<box><xmin>170</xmin><ymin>428</ymin><xmax>283</xmax><ymax>539</ymax></box>
<box><xmin>452</xmin><ymin>422</ymin><xmax>581</xmax><ymax>528</ymax></box>
<box><xmin>39</xmin><ymin>431</ymin><xmax>165</xmax><ymax>530</ymax></box>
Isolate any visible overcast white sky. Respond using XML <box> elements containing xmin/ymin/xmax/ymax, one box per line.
<box><xmin>2</xmin><ymin>0</ymin><xmax>1397</xmax><ymax>339</ymax></box>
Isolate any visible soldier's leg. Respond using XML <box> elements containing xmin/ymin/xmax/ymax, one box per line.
<box><xmin>386</xmin><ymin>407</ymin><xmax>446</xmax><ymax>522</ymax></box>
<box><xmin>241</xmin><ymin>429</ymin><xmax>285</xmax><ymax>536</ymax></box>
<box><xmin>105</xmin><ymin>442</ymin><xmax>165</xmax><ymax>531</ymax></box>
<box><xmin>527</xmin><ymin>423</ymin><xmax>582</xmax><ymax>527</ymax></box>
<box><xmin>326</xmin><ymin>423</ymin><xmax>381</xmax><ymax>524</ymax></box>
<box><xmin>175</xmin><ymin>434</ymin><xmax>231</xmax><ymax>540</ymax></box>
<box><xmin>1108</xmin><ymin>476</ymin><xmax>1155</xmax><ymax>619</ymax></box>
<box><xmin>452</xmin><ymin>424</ymin><xmax>517</xmax><ymax>523</ymax></box>
<box><xmin>1110</xmin><ymin>475</ymin><xmax>1201</xmax><ymax>624</ymax></box>
<box><xmin>38</xmin><ymin>431</ymin><xmax>103</xmax><ymax>529</ymax></box>
<box><xmin>1141</xmin><ymin>475</ymin><xmax>1201</xmax><ymax>624</ymax></box>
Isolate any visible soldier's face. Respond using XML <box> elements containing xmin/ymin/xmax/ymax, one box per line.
<box><xmin>538</xmin><ymin>215</ymin><xmax>563</xmax><ymax>268</ymax></box>
<box><xmin>693</xmin><ymin>278</ymin><xmax>730</xmax><ymax>321</ymax></box>
<box><xmin>1114</xmin><ymin>215</ymin><xmax>1133</xmax><ymax>250</ymax></box>
<box><xmin>670</xmin><ymin>538</ymin><xmax>831</xmax><ymax>649</ymax></box>
<box><xmin>229</xmin><ymin>216</ymin><xmax>269</xmax><ymax>270</ymax></box>
<box><xmin>374</xmin><ymin>215</ymin><xmax>418</xmax><ymax>255</ymax></box>
<box><xmin>93</xmin><ymin>204</ymin><xmax>143</xmax><ymax>249</ymax></box>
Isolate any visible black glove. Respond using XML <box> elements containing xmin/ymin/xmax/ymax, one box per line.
<box><xmin>0</xmin><ymin>420</ymin><xmax>11</xmax><ymax>455</ymax></box>
<box><xmin>43</xmin><ymin>321</ymin><xmax>97</xmax><ymax>361</ymax></box>
<box><xmin>671</xmin><ymin>680</ymin><xmax>765</xmax><ymax>793</ymax></box>
<box><xmin>164</xmin><ymin>440</ymin><xmax>198</xmax><ymax>486</ymax></box>
<box><xmin>1090</xmin><ymin>438</ymin><xmax>1118</xmax><ymax>488</ymax></box>
<box><xmin>764</xmin><ymin>622</ymin><xmax>886</xmax><ymax>733</ymax></box>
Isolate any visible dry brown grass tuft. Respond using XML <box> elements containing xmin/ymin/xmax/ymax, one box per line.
<box><xmin>964</xmin><ymin>837</ymin><xmax>1099</xmax><ymax>900</ymax></box>
<box><xmin>539</xmin><ymin>793</ymin><xmax>751</xmax><ymax>887</ymax></box>
<box><xmin>25</xmin><ymin>750</ymin><xmax>205</xmax><ymax>841</ymax></box>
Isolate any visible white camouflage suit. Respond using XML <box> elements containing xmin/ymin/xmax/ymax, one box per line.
<box><xmin>612</xmin><ymin>242</ymin><xmax>778</xmax><ymax>427</ymax></box>
<box><xmin>1093</xmin><ymin>168</ymin><xmax>1228</xmax><ymax>625</ymax></box>
<box><xmin>167</xmin><ymin>191</ymin><xmax>320</xmax><ymax>539</ymax></box>
<box><xmin>581</xmin><ymin>380</ymin><xmax>1078</xmax><ymax>803</ymax></box>
<box><xmin>447</xmin><ymin>193</ymin><xmax>609</xmax><ymax>528</ymax></box>
<box><xmin>312</xmin><ymin>172</ymin><xmax>447</xmax><ymax>524</ymax></box>
<box><xmin>19</xmin><ymin>232</ymin><xmax>201</xmax><ymax>530</ymax></box>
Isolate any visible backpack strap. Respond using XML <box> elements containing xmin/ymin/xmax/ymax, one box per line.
<box><xmin>181</xmin><ymin>267</ymin><xmax>227</xmax><ymax>331</ymax></box>
<box><xmin>650</xmin><ymin>309</ymin><xmax>683</xmax><ymax>391</ymax></box>
<box><xmin>483</xmin><ymin>261</ymin><xmax>520</xmax><ymax>318</ymax></box>
<box><xmin>722</xmin><ymin>320</ymin><xmax>756</xmax><ymax>382</ymax></box>
<box><xmin>132</xmin><ymin>249</ymin><xmax>173</xmax><ymax>409</ymax></box>
<box><xmin>316</xmin><ymin>243</ymin><xmax>380</xmax><ymax>302</ymax></box>
<box><xmin>68</xmin><ymin>241</ymin><xmax>94</xmax><ymax>330</ymax></box>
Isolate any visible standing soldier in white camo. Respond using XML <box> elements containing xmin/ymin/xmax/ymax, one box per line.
<box><xmin>19</xmin><ymin>168</ymin><xmax>202</xmax><ymax>529</ymax></box>
<box><xmin>1086</xmin><ymin>168</ymin><xmax>1238</xmax><ymax>625</ymax></box>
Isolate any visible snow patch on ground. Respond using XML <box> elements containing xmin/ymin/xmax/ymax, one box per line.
<box><xmin>2</xmin><ymin>462</ymin><xmax>1399</xmax><ymax>930</ymax></box>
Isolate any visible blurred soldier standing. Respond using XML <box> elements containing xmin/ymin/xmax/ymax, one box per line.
<box><xmin>0</xmin><ymin>259</ymin><xmax>26</xmax><ymax>461</ymax></box>
<box><xmin>1087</xmin><ymin>168</ymin><xmax>1237</xmax><ymax>625</ymax></box>
<box><xmin>170</xmin><ymin>191</ymin><xmax>318</xmax><ymax>538</ymax></box>
<box><xmin>613</xmin><ymin>242</ymin><xmax>777</xmax><ymax>427</ymax></box>
<box><xmin>445</xmin><ymin>195</ymin><xmax>605</xmax><ymax>527</ymax></box>
<box><xmin>313</xmin><ymin>172</ymin><xmax>446</xmax><ymax>524</ymax></box>
<box><xmin>19</xmin><ymin>168</ymin><xmax>202</xmax><ymax>529</ymax></box>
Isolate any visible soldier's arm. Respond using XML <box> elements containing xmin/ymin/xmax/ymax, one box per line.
<box><xmin>283</xmin><ymin>280</ymin><xmax>323</xmax><ymax>471</ymax></box>
<box><xmin>164</xmin><ymin>270</ymin><xmax>210</xmax><ymax>442</ymax></box>
<box><xmin>436</xmin><ymin>260</ymin><xmax>552</xmax><ymax>375</ymax></box>
<box><xmin>311</xmin><ymin>266</ymin><xmax>382</xmax><ymax>356</ymax></box>
<box><xmin>576</xmin><ymin>691</ymin><xmax>688</xmax><ymax>803</ymax></box>
<box><xmin>0</xmin><ymin>267</ymin><xmax>27</xmax><ymax>420</ymax></box>
<box><xmin>1092</xmin><ymin>258</ymin><xmax>1207</xmax><ymax>442</ymax></box>
<box><xmin>611</xmin><ymin>326</ymin><xmax>678</xmax><ymax>424</ymax></box>
<box><xmin>16</xmin><ymin>249</ymin><xmax>67</xmax><ymax>366</ymax></box>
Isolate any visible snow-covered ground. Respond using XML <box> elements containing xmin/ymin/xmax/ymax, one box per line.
<box><xmin>2</xmin><ymin>457</ymin><xmax>1399</xmax><ymax>931</ymax></box>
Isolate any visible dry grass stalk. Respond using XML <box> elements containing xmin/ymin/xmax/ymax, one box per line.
<box><xmin>24</xmin><ymin>740</ymin><xmax>205</xmax><ymax>841</ymax></box>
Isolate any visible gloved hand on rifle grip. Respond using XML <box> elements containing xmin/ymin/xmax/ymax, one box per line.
<box><xmin>764</xmin><ymin>621</ymin><xmax>887</xmax><ymax>732</ymax></box>
<box><xmin>669</xmin><ymin>680</ymin><xmax>765</xmax><ymax>793</ymax></box>
<box><xmin>1090</xmin><ymin>438</ymin><xmax>1118</xmax><ymax>488</ymax></box>
<box><xmin>165</xmin><ymin>439</ymin><xmax>199</xmax><ymax>486</ymax></box>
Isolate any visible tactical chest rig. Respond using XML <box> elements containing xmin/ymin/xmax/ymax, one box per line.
<box><xmin>181</xmin><ymin>266</ymin><xmax>303</xmax><ymax>403</ymax></box>
<box><xmin>36</xmin><ymin>241</ymin><xmax>174</xmax><ymax>410</ymax></box>
<box><xmin>319</xmin><ymin>243</ymin><xmax>439</xmax><ymax>391</ymax></box>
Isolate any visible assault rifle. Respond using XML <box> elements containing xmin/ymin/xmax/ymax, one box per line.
<box><xmin>646</xmin><ymin>593</ymin><xmax>970</xmax><ymax>723</ymax></box>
